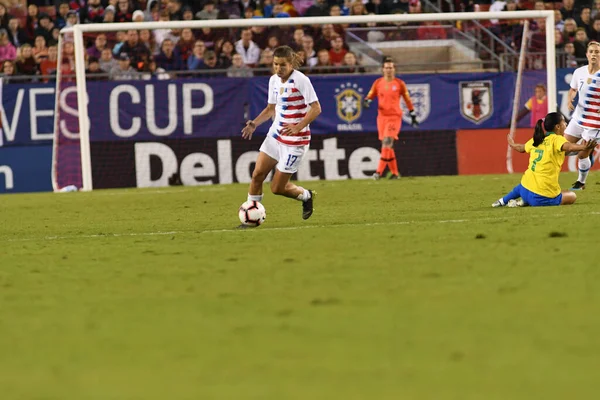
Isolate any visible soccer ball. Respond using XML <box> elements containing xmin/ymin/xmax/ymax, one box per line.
<box><xmin>238</xmin><ymin>200</ymin><xmax>266</xmax><ymax>227</ymax></box>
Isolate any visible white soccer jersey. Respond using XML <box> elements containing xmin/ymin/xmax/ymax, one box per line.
<box><xmin>570</xmin><ymin>65</ymin><xmax>600</xmax><ymax>129</ymax></box>
<box><xmin>267</xmin><ymin>70</ymin><xmax>319</xmax><ymax>146</ymax></box>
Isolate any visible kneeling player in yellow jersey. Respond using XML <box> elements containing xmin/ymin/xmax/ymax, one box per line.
<box><xmin>493</xmin><ymin>112</ymin><xmax>597</xmax><ymax>207</ymax></box>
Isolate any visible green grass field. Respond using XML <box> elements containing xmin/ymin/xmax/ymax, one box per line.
<box><xmin>2</xmin><ymin>173</ymin><xmax>600</xmax><ymax>400</ymax></box>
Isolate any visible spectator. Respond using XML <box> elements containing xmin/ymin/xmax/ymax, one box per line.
<box><xmin>578</xmin><ymin>7</ymin><xmax>593</xmax><ymax>38</ymax></box>
<box><xmin>65</xmin><ymin>10</ymin><xmax>78</xmax><ymax>28</ymax></box>
<box><xmin>87</xmin><ymin>34</ymin><xmax>108</xmax><ymax>59</ymax></box>
<box><xmin>182</xmin><ymin>6</ymin><xmax>194</xmax><ymax>20</ymax></box>
<box><xmin>366</xmin><ymin>0</ymin><xmax>389</xmax><ymax>15</ymax></box>
<box><xmin>562</xmin><ymin>18</ymin><xmax>577</xmax><ymax>43</ymax></box>
<box><xmin>112</xmin><ymin>30</ymin><xmax>127</xmax><ymax>56</ymax></box>
<box><xmin>120</xmin><ymin>30</ymin><xmax>152</xmax><ymax>71</ymax></box>
<box><xmin>218</xmin><ymin>40</ymin><xmax>234</xmax><ymax>68</ymax></box>
<box><xmin>560</xmin><ymin>0</ymin><xmax>576</xmax><ymax>21</ymax></box>
<box><xmin>36</xmin><ymin>13</ymin><xmax>54</xmax><ymax>42</ymax></box>
<box><xmin>104</xmin><ymin>5</ymin><xmax>116</xmax><ymax>22</ymax></box>
<box><xmin>167</xmin><ymin>0</ymin><xmax>184</xmax><ymax>20</ymax></box>
<box><xmin>249</xmin><ymin>25</ymin><xmax>269</xmax><ymax>49</ymax></box>
<box><xmin>591</xmin><ymin>19</ymin><xmax>600</xmax><ymax>42</ymax></box>
<box><xmin>0</xmin><ymin>4</ymin><xmax>10</xmax><ymax>30</ymax></box>
<box><xmin>176</xmin><ymin>28</ymin><xmax>195</xmax><ymax>62</ymax></box>
<box><xmin>314</xmin><ymin>48</ymin><xmax>333</xmax><ymax>73</ymax></box>
<box><xmin>235</xmin><ymin>28</ymin><xmax>260</xmax><ymax>66</ymax></box>
<box><xmin>115</xmin><ymin>0</ymin><xmax>133</xmax><ymax>23</ymax></box>
<box><xmin>1</xmin><ymin>60</ymin><xmax>16</xmax><ymax>83</ymax></box>
<box><xmin>350</xmin><ymin>0</ymin><xmax>366</xmax><ymax>16</ymax></box>
<box><xmin>315</xmin><ymin>24</ymin><xmax>336</xmax><ymax>51</ymax></box>
<box><xmin>32</xmin><ymin>35</ymin><xmax>48</xmax><ymax>61</ymax></box>
<box><xmin>0</xmin><ymin>29</ymin><xmax>16</xmax><ymax>62</ymax></box>
<box><xmin>255</xmin><ymin>48</ymin><xmax>273</xmax><ymax>75</ymax></box>
<box><xmin>555</xmin><ymin>28</ymin><xmax>564</xmax><ymax>50</ymax></box>
<box><xmin>80</xmin><ymin>0</ymin><xmax>105</xmax><ymax>24</ymax></box>
<box><xmin>328</xmin><ymin>35</ymin><xmax>347</xmax><ymax>66</ymax></box>
<box><xmin>49</xmin><ymin>28</ymin><xmax>60</xmax><ymax>46</ymax></box>
<box><xmin>290</xmin><ymin>28</ymin><xmax>305</xmax><ymax>51</ymax></box>
<box><xmin>280</xmin><ymin>0</ymin><xmax>298</xmax><ymax>17</ymax></box>
<box><xmin>86</xmin><ymin>56</ymin><xmax>105</xmax><ymax>81</ymax></box>
<box><xmin>554</xmin><ymin>10</ymin><xmax>564</xmax><ymax>33</ymax></box>
<box><xmin>340</xmin><ymin>51</ymin><xmax>365</xmax><ymax>74</ymax></box>
<box><xmin>139</xmin><ymin>29</ymin><xmax>158</xmax><ymax>55</ymax></box>
<box><xmin>110</xmin><ymin>52</ymin><xmax>139</xmax><ymax>80</ymax></box>
<box><xmin>7</xmin><ymin>18</ymin><xmax>28</xmax><ymax>49</ymax></box>
<box><xmin>132</xmin><ymin>10</ymin><xmax>145</xmax><ymax>22</ymax></box>
<box><xmin>304</xmin><ymin>0</ymin><xmax>328</xmax><ymax>17</ymax></box>
<box><xmin>301</xmin><ymin>35</ymin><xmax>317</xmax><ymax>67</ymax></box>
<box><xmin>258</xmin><ymin>0</ymin><xmax>274</xmax><ymax>17</ymax></box>
<box><xmin>574</xmin><ymin>28</ymin><xmax>589</xmax><ymax>61</ymax></box>
<box><xmin>25</xmin><ymin>4</ymin><xmax>39</xmax><ymax>41</ymax></box>
<box><xmin>198</xmin><ymin>50</ymin><xmax>223</xmax><ymax>77</ymax></box>
<box><xmin>196</xmin><ymin>27</ymin><xmax>219</xmax><ymax>49</ymax></box>
<box><xmin>218</xmin><ymin>0</ymin><xmax>242</xmax><ymax>19</ymax></box>
<box><xmin>16</xmin><ymin>44</ymin><xmax>39</xmax><ymax>78</ymax></box>
<box><xmin>154</xmin><ymin>11</ymin><xmax>176</xmax><ymax>47</ymax></box>
<box><xmin>99</xmin><ymin>47</ymin><xmax>117</xmax><ymax>72</ymax></box>
<box><xmin>187</xmin><ymin>40</ymin><xmax>206</xmax><ymax>69</ymax></box>
<box><xmin>417</xmin><ymin>21</ymin><xmax>448</xmax><ymax>40</ymax></box>
<box><xmin>55</xmin><ymin>2</ymin><xmax>70</xmax><ymax>29</ymax></box>
<box><xmin>145</xmin><ymin>0</ymin><xmax>160</xmax><ymax>21</ymax></box>
<box><xmin>265</xmin><ymin>35</ymin><xmax>279</xmax><ymax>51</ymax></box>
<box><xmin>39</xmin><ymin>44</ymin><xmax>58</xmax><ymax>81</ymax></box>
<box><xmin>227</xmin><ymin>53</ymin><xmax>253</xmax><ymax>77</ymax></box>
<box><xmin>563</xmin><ymin>42</ymin><xmax>578</xmax><ymax>68</ymax></box>
<box><xmin>196</xmin><ymin>0</ymin><xmax>220</xmax><ymax>19</ymax></box>
<box><xmin>155</xmin><ymin>38</ymin><xmax>183</xmax><ymax>71</ymax></box>
<box><xmin>593</xmin><ymin>0</ymin><xmax>600</xmax><ymax>20</ymax></box>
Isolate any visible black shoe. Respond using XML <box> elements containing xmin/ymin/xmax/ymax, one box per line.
<box><xmin>571</xmin><ymin>181</ymin><xmax>586</xmax><ymax>191</ymax></box>
<box><xmin>302</xmin><ymin>190</ymin><xmax>315</xmax><ymax>220</ymax></box>
<box><xmin>389</xmin><ymin>174</ymin><xmax>399</xmax><ymax>180</ymax></box>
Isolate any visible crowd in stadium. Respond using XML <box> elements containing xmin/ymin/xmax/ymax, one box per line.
<box><xmin>0</xmin><ymin>0</ymin><xmax>590</xmax><ymax>82</ymax></box>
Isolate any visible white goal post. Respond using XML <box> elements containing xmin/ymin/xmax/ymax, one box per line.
<box><xmin>57</xmin><ymin>10</ymin><xmax>556</xmax><ymax>191</ymax></box>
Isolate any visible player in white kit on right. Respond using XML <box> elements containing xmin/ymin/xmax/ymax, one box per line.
<box><xmin>565</xmin><ymin>41</ymin><xmax>600</xmax><ymax>190</ymax></box>
<box><xmin>240</xmin><ymin>46</ymin><xmax>322</xmax><ymax>227</ymax></box>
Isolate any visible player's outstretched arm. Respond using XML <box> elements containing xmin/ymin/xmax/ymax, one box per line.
<box><xmin>507</xmin><ymin>133</ymin><xmax>526</xmax><ymax>153</ymax></box>
<box><xmin>567</xmin><ymin>88</ymin><xmax>577</xmax><ymax>112</ymax></box>
<box><xmin>242</xmin><ymin>104</ymin><xmax>276</xmax><ymax>140</ymax></box>
<box><xmin>562</xmin><ymin>139</ymin><xmax>598</xmax><ymax>153</ymax></box>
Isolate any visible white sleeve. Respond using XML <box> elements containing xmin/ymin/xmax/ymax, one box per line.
<box><xmin>570</xmin><ymin>69</ymin><xmax>580</xmax><ymax>90</ymax></box>
<box><xmin>267</xmin><ymin>76</ymin><xmax>276</xmax><ymax>104</ymax></box>
<box><xmin>298</xmin><ymin>75</ymin><xmax>319</xmax><ymax>104</ymax></box>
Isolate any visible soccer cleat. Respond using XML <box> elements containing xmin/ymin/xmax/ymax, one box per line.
<box><xmin>372</xmin><ymin>172</ymin><xmax>381</xmax><ymax>180</ymax></box>
<box><xmin>492</xmin><ymin>200</ymin><xmax>504</xmax><ymax>208</ymax></box>
<box><xmin>389</xmin><ymin>174</ymin><xmax>399</xmax><ymax>180</ymax></box>
<box><xmin>302</xmin><ymin>190</ymin><xmax>315</xmax><ymax>220</ymax></box>
<box><xmin>571</xmin><ymin>181</ymin><xmax>586</xmax><ymax>190</ymax></box>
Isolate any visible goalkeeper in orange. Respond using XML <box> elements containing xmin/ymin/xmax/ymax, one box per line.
<box><xmin>363</xmin><ymin>57</ymin><xmax>419</xmax><ymax>180</ymax></box>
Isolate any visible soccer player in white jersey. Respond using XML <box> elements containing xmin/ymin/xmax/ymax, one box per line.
<box><xmin>565</xmin><ymin>41</ymin><xmax>600</xmax><ymax>190</ymax></box>
<box><xmin>240</xmin><ymin>45</ymin><xmax>322</xmax><ymax>226</ymax></box>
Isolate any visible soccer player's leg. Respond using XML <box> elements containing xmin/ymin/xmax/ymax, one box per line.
<box><xmin>492</xmin><ymin>183</ymin><xmax>524</xmax><ymax>207</ymax></box>
<box><xmin>564</xmin><ymin>122</ymin><xmax>588</xmax><ymax>190</ymax></box>
<box><xmin>249</xmin><ymin>137</ymin><xmax>279</xmax><ymax>202</ymax></box>
<box><xmin>374</xmin><ymin>116</ymin><xmax>388</xmax><ymax>179</ymax></box>
<box><xmin>572</xmin><ymin>128</ymin><xmax>600</xmax><ymax>190</ymax></box>
<box><xmin>385</xmin><ymin>118</ymin><xmax>401</xmax><ymax>179</ymax></box>
<box><xmin>269</xmin><ymin>142</ymin><xmax>314</xmax><ymax>220</ymax></box>
<box><xmin>560</xmin><ymin>191</ymin><xmax>577</xmax><ymax>205</ymax></box>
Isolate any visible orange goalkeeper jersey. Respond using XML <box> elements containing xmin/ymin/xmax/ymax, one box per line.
<box><xmin>365</xmin><ymin>77</ymin><xmax>414</xmax><ymax>117</ymax></box>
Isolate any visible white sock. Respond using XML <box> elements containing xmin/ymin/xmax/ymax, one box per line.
<box><xmin>498</xmin><ymin>198</ymin><xmax>505</xmax><ymax>205</ymax></box>
<box><xmin>295</xmin><ymin>188</ymin><xmax>311</xmax><ymax>202</ymax></box>
<box><xmin>248</xmin><ymin>193</ymin><xmax>263</xmax><ymax>202</ymax></box>
<box><xmin>578</xmin><ymin>157</ymin><xmax>592</xmax><ymax>184</ymax></box>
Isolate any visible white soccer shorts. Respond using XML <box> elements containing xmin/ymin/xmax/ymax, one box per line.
<box><xmin>565</xmin><ymin>119</ymin><xmax>600</xmax><ymax>141</ymax></box>
<box><xmin>259</xmin><ymin>134</ymin><xmax>308</xmax><ymax>174</ymax></box>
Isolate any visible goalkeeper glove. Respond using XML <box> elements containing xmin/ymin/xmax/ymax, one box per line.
<box><xmin>363</xmin><ymin>98</ymin><xmax>372</xmax><ymax>108</ymax></box>
<box><xmin>409</xmin><ymin>110</ymin><xmax>419</xmax><ymax>127</ymax></box>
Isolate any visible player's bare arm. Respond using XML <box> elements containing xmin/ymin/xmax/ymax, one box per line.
<box><xmin>280</xmin><ymin>101</ymin><xmax>322</xmax><ymax>135</ymax></box>
<box><xmin>241</xmin><ymin>104</ymin><xmax>276</xmax><ymax>139</ymax></box>
<box><xmin>507</xmin><ymin>134</ymin><xmax>526</xmax><ymax>153</ymax></box>
<box><xmin>567</xmin><ymin>88</ymin><xmax>577</xmax><ymax>112</ymax></box>
<box><xmin>562</xmin><ymin>140</ymin><xmax>598</xmax><ymax>153</ymax></box>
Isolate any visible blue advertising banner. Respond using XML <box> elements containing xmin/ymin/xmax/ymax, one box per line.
<box><xmin>0</xmin><ymin>145</ymin><xmax>53</xmax><ymax>193</ymax></box>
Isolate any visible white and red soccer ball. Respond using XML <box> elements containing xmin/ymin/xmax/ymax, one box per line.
<box><xmin>238</xmin><ymin>201</ymin><xmax>267</xmax><ymax>227</ymax></box>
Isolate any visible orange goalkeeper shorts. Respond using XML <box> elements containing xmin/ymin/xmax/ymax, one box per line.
<box><xmin>377</xmin><ymin>116</ymin><xmax>402</xmax><ymax>140</ymax></box>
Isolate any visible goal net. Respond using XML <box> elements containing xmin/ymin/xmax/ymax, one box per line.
<box><xmin>52</xmin><ymin>11</ymin><xmax>556</xmax><ymax>191</ymax></box>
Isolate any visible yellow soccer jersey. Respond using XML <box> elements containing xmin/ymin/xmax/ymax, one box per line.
<box><xmin>520</xmin><ymin>134</ymin><xmax>568</xmax><ymax>198</ymax></box>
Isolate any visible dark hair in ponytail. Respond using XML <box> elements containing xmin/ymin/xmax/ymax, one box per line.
<box><xmin>273</xmin><ymin>45</ymin><xmax>301</xmax><ymax>69</ymax></box>
<box><xmin>532</xmin><ymin>112</ymin><xmax>563</xmax><ymax>147</ymax></box>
